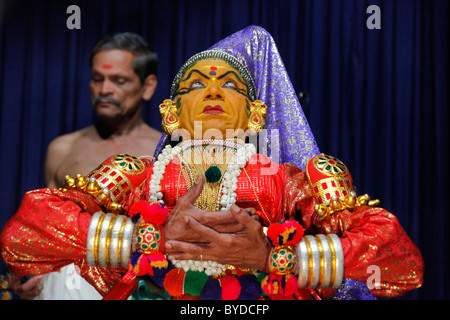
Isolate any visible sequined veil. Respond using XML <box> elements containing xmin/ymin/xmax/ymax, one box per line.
<box><xmin>155</xmin><ymin>25</ymin><xmax>320</xmax><ymax>170</ymax></box>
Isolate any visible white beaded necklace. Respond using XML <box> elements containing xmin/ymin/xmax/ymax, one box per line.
<box><xmin>148</xmin><ymin>139</ymin><xmax>257</xmax><ymax>275</ymax></box>
<box><xmin>149</xmin><ymin>139</ymin><xmax>256</xmax><ymax>210</ymax></box>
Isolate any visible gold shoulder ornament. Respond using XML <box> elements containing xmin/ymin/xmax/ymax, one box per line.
<box><xmin>305</xmin><ymin>154</ymin><xmax>380</xmax><ymax>220</ymax></box>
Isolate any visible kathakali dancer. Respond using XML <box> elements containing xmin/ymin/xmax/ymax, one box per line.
<box><xmin>0</xmin><ymin>26</ymin><xmax>423</xmax><ymax>300</ymax></box>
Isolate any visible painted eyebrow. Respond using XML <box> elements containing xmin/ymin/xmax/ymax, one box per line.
<box><xmin>216</xmin><ymin>70</ymin><xmax>246</xmax><ymax>86</ymax></box>
<box><xmin>181</xmin><ymin>69</ymin><xmax>210</xmax><ymax>82</ymax></box>
<box><xmin>175</xmin><ymin>68</ymin><xmax>248</xmax><ymax>97</ymax></box>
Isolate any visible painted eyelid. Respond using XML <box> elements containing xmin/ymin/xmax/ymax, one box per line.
<box><xmin>189</xmin><ymin>80</ymin><xmax>205</xmax><ymax>88</ymax></box>
<box><xmin>222</xmin><ymin>80</ymin><xmax>238</xmax><ymax>88</ymax></box>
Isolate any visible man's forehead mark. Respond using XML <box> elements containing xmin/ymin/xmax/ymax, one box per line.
<box><xmin>102</xmin><ymin>64</ymin><xmax>113</xmax><ymax>69</ymax></box>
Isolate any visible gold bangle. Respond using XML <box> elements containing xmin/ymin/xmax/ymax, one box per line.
<box><xmin>315</xmin><ymin>235</ymin><xmax>325</xmax><ymax>288</ymax></box>
<box><xmin>105</xmin><ymin>214</ymin><xmax>117</xmax><ymax>267</ymax></box>
<box><xmin>120</xmin><ymin>217</ymin><xmax>135</xmax><ymax>268</ymax></box>
<box><xmin>303</xmin><ymin>236</ymin><xmax>314</xmax><ymax>288</ymax></box>
<box><xmin>117</xmin><ymin>216</ymin><xmax>126</xmax><ymax>267</ymax></box>
<box><xmin>86</xmin><ymin>212</ymin><xmax>102</xmax><ymax>267</ymax></box>
<box><xmin>327</xmin><ymin>234</ymin><xmax>344</xmax><ymax>289</ymax></box>
<box><xmin>327</xmin><ymin>234</ymin><xmax>337</xmax><ymax>287</ymax></box>
<box><xmin>297</xmin><ymin>238</ymin><xmax>309</xmax><ymax>288</ymax></box>
<box><xmin>108</xmin><ymin>215</ymin><xmax>124</xmax><ymax>268</ymax></box>
<box><xmin>93</xmin><ymin>213</ymin><xmax>105</xmax><ymax>266</ymax></box>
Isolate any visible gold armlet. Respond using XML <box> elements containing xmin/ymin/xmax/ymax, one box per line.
<box><xmin>306</xmin><ymin>154</ymin><xmax>380</xmax><ymax>221</ymax></box>
<box><xmin>315</xmin><ymin>192</ymin><xmax>380</xmax><ymax>220</ymax></box>
<box><xmin>58</xmin><ymin>154</ymin><xmax>149</xmax><ymax>215</ymax></box>
<box><xmin>60</xmin><ymin>174</ymin><xmax>123</xmax><ymax>214</ymax></box>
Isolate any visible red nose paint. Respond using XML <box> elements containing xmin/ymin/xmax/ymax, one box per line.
<box><xmin>210</xmin><ymin>66</ymin><xmax>217</xmax><ymax>71</ymax></box>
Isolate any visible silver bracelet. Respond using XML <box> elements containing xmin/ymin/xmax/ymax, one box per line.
<box><xmin>327</xmin><ymin>233</ymin><xmax>344</xmax><ymax>289</ymax></box>
<box><xmin>297</xmin><ymin>233</ymin><xmax>344</xmax><ymax>289</ymax></box>
<box><xmin>86</xmin><ymin>212</ymin><xmax>135</xmax><ymax>269</ymax></box>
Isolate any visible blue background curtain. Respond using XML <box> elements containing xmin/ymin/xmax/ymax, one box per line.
<box><xmin>0</xmin><ymin>0</ymin><xmax>448</xmax><ymax>299</ymax></box>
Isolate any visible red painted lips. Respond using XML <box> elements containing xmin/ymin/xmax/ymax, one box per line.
<box><xmin>202</xmin><ymin>105</ymin><xmax>224</xmax><ymax>114</ymax></box>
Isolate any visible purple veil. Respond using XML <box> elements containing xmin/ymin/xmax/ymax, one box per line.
<box><xmin>155</xmin><ymin>25</ymin><xmax>320</xmax><ymax>169</ymax></box>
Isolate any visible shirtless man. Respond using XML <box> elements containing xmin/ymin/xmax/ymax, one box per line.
<box><xmin>9</xmin><ymin>32</ymin><xmax>162</xmax><ymax>300</ymax></box>
<box><xmin>45</xmin><ymin>32</ymin><xmax>161</xmax><ymax>189</ymax></box>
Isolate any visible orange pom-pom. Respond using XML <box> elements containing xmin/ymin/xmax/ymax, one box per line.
<box><xmin>163</xmin><ymin>268</ymin><xmax>186</xmax><ymax>297</ymax></box>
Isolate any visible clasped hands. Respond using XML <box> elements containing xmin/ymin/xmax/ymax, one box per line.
<box><xmin>163</xmin><ymin>175</ymin><xmax>269</xmax><ymax>271</ymax></box>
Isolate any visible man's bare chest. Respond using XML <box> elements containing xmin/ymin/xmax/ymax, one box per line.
<box><xmin>54</xmin><ymin>139</ymin><xmax>155</xmax><ymax>187</ymax></box>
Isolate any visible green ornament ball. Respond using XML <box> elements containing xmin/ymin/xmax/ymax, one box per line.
<box><xmin>205</xmin><ymin>165</ymin><xmax>222</xmax><ymax>183</ymax></box>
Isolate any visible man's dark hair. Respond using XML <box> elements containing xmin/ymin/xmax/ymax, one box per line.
<box><xmin>89</xmin><ymin>32</ymin><xmax>158</xmax><ymax>84</ymax></box>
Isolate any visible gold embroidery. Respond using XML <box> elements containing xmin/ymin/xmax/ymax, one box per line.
<box><xmin>242</xmin><ymin>168</ymin><xmax>272</xmax><ymax>223</ymax></box>
<box><xmin>177</xmin><ymin>141</ymin><xmax>241</xmax><ymax>211</ymax></box>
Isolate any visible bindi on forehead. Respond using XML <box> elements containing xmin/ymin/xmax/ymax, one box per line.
<box><xmin>102</xmin><ymin>64</ymin><xmax>113</xmax><ymax>69</ymax></box>
<box><xmin>209</xmin><ymin>66</ymin><xmax>217</xmax><ymax>76</ymax></box>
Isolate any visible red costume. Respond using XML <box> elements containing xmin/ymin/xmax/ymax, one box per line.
<box><xmin>0</xmin><ymin>152</ymin><xmax>423</xmax><ymax>298</ymax></box>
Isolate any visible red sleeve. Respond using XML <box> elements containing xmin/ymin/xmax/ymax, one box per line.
<box><xmin>311</xmin><ymin>205</ymin><xmax>424</xmax><ymax>297</ymax></box>
<box><xmin>0</xmin><ymin>188</ymin><xmax>95</xmax><ymax>276</ymax></box>
<box><xmin>0</xmin><ymin>188</ymin><xmax>123</xmax><ymax>296</ymax></box>
<box><xmin>282</xmin><ymin>163</ymin><xmax>317</xmax><ymax>225</ymax></box>
<box><xmin>288</xmin><ymin>154</ymin><xmax>425</xmax><ymax>298</ymax></box>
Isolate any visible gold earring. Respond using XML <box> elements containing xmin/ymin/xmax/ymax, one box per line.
<box><xmin>247</xmin><ymin>100</ymin><xmax>267</xmax><ymax>134</ymax></box>
<box><xmin>159</xmin><ymin>99</ymin><xmax>181</xmax><ymax>135</ymax></box>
